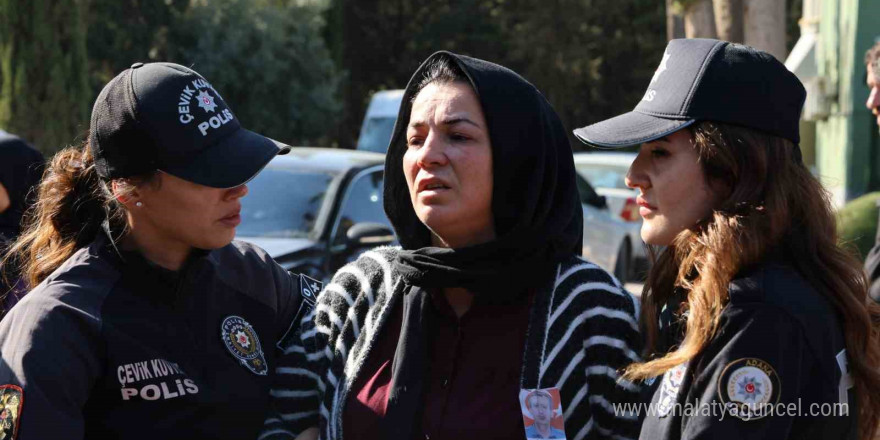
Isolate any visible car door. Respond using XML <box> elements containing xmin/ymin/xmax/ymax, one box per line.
<box><xmin>576</xmin><ymin>174</ymin><xmax>623</xmax><ymax>273</ymax></box>
<box><xmin>327</xmin><ymin>165</ymin><xmax>394</xmax><ymax>274</ymax></box>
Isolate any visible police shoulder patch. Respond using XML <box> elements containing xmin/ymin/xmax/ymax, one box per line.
<box><xmin>220</xmin><ymin>316</ymin><xmax>268</xmax><ymax>376</ymax></box>
<box><xmin>299</xmin><ymin>274</ymin><xmax>322</xmax><ymax>307</ymax></box>
<box><xmin>717</xmin><ymin>357</ymin><xmax>781</xmax><ymax>421</ymax></box>
<box><xmin>0</xmin><ymin>385</ymin><xmax>22</xmax><ymax>440</ymax></box>
<box><xmin>656</xmin><ymin>362</ymin><xmax>688</xmax><ymax>417</ymax></box>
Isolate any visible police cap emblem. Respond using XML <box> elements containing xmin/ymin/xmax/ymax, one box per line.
<box><xmin>220</xmin><ymin>316</ymin><xmax>268</xmax><ymax>375</ymax></box>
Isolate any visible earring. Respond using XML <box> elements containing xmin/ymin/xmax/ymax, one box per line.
<box><xmin>135</xmin><ymin>202</ymin><xmax>143</xmax><ymax>207</ymax></box>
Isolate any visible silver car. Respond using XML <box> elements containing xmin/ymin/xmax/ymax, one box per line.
<box><xmin>575</xmin><ymin>173</ymin><xmax>636</xmax><ymax>282</ymax></box>
<box><xmin>573</xmin><ymin>152</ymin><xmax>648</xmax><ymax>279</ymax></box>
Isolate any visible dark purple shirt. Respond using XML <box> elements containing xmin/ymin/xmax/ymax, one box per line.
<box><xmin>344</xmin><ymin>290</ymin><xmax>533</xmax><ymax>440</ymax></box>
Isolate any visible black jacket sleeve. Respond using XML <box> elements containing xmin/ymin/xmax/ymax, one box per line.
<box><xmin>680</xmin><ymin>305</ymin><xmax>810</xmax><ymax>439</ymax></box>
<box><xmin>0</xmin><ymin>292</ymin><xmax>103</xmax><ymax>439</ymax></box>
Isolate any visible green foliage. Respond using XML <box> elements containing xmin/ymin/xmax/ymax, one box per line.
<box><xmin>837</xmin><ymin>191</ymin><xmax>880</xmax><ymax>261</ymax></box>
<box><xmin>168</xmin><ymin>0</ymin><xmax>341</xmax><ymax>145</ymax></box>
<box><xmin>331</xmin><ymin>0</ymin><xmax>665</xmax><ymax>149</ymax></box>
<box><xmin>86</xmin><ymin>0</ymin><xmax>190</xmax><ymax>93</ymax></box>
<box><xmin>0</xmin><ymin>0</ymin><xmax>90</xmax><ymax>153</ymax></box>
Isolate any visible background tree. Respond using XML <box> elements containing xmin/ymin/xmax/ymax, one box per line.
<box><xmin>168</xmin><ymin>0</ymin><xmax>342</xmax><ymax>145</ymax></box>
<box><xmin>87</xmin><ymin>0</ymin><xmax>342</xmax><ymax>147</ymax></box>
<box><xmin>667</xmin><ymin>0</ymin><xmax>686</xmax><ymax>40</ymax></box>
<box><xmin>329</xmin><ymin>0</ymin><xmax>665</xmax><ymax>150</ymax></box>
<box><xmin>0</xmin><ymin>0</ymin><xmax>90</xmax><ymax>153</ymax></box>
<box><xmin>87</xmin><ymin>0</ymin><xmax>189</xmax><ymax>93</ymax></box>
<box><xmin>677</xmin><ymin>0</ymin><xmax>717</xmax><ymax>38</ymax></box>
<box><xmin>713</xmin><ymin>0</ymin><xmax>743</xmax><ymax>43</ymax></box>
<box><xmin>744</xmin><ymin>0</ymin><xmax>786</xmax><ymax>60</ymax></box>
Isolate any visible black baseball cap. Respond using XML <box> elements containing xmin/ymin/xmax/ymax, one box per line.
<box><xmin>89</xmin><ymin>62</ymin><xmax>290</xmax><ymax>188</ymax></box>
<box><xmin>574</xmin><ymin>39</ymin><xmax>806</xmax><ymax>148</ymax></box>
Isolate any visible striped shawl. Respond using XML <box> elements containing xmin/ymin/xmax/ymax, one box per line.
<box><xmin>262</xmin><ymin>247</ymin><xmax>644</xmax><ymax>440</ymax></box>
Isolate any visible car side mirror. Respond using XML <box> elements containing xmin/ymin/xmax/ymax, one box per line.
<box><xmin>346</xmin><ymin>222</ymin><xmax>395</xmax><ymax>247</ymax></box>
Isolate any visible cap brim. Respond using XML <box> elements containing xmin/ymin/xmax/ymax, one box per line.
<box><xmin>573</xmin><ymin>111</ymin><xmax>695</xmax><ymax>148</ymax></box>
<box><xmin>162</xmin><ymin>128</ymin><xmax>291</xmax><ymax>188</ymax></box>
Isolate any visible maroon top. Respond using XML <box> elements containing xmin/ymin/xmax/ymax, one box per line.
<box><xmin>344</xmin><ymin>290</ymin><xmax>533</xmax><ymax>440</ymax></box>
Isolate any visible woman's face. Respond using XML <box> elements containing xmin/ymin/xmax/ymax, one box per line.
<box><xmin>403</xmin><ymin>81</ymin><xmax>495</xmax><ymax>248</ymax></box>
<box><xmin>128</xmin><ymin>172</ymin><xmax>248</xmax><ymax>251</ymax></box>
<box><xmin>625</xmin><ymin>129</ymin><xmax>720</xmax><ymax>246</ymax></box>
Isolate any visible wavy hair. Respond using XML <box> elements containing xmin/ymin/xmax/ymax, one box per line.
<box><xmin>623</xmin><ymin>121</ymin><xmax>880</xmax><ymax>439</ymax></box>
<box><xmin>1</xmin><ymin>136</ymin><xmax>157</xmax><ymax>290</ymax></box>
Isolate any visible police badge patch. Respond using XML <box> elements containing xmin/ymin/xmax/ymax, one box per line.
<box><xmin>220</xmin><ymin>316</ymin><xmax>268</xmax><ymax>376</ymax></box>
<box><xmin>656</xmin><ymin>363</ymin><xmax>688</xmax><ymax>417</ymax></box>
<box><xmin>0</xmin><ymin>385</ymin><xmax>22</xmax><ymax>440</ymax></box>
<box><xmin>717</xmin><ymin>358</ymin><xmax>781</xmax><ymax>421</ymax></box>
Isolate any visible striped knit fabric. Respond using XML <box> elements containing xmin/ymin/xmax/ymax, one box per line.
<box><xmin>261</xmin><ymin>247</ymin><xmax>644</xmax><ymax>440</ymax></box>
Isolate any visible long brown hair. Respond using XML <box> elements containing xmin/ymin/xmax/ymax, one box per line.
<box><xmin>1</xmin><ymin>136</ymin><xmax>156</xmax><ymax>290</ymax></box>
<box><xmin>623</xmin><ymin>121</ymin><xmax>880</xmax><ymax>439</ymax></box>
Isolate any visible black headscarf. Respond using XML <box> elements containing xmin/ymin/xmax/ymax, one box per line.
<box><xmin>0</xmin><ymin>132</ymin><xmax>44</xmax><ymax>243</ymax></box>
<box><xmin>384</xmin><ymin>51</ymin><xmax>583</xmax><ymax>301</ymax></box>
<box><xmin>379</xmin><ymin>52</ymin><xmax>583</xmax><ymax>439</ymax></box>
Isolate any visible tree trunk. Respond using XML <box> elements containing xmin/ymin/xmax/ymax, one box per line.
<box><xmin>744</xmin><ymin>0</ymin><xmax>786</xmax><ymax>60</ymax></box>
<box><xmin>713</xmin><ymin>0</ymin><xmax>743</xmax><ymax>43</ymax></box>
<box><xmin>684</xmin><ymin>0</ymin><xmax>717</xmax><ymax>39</ymax></box>
<box><xmin>666</xmin><ymin>0</ymin><xmax>686</xmax><ymax>40</ymax></box>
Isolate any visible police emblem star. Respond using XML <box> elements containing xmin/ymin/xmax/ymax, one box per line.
<box><xmin>220</xmin><ymin>316</ymin><xmax>268</xmax><ymax>376</ymax></box>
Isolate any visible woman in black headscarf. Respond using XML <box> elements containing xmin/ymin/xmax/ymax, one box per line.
<box><xmin>264</xmin><ymin>51</ymin><xmax>644</xmax><ymax>440</ymax></box>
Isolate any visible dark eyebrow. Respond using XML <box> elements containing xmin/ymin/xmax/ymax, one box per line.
<box><xmin>646</xmin><ymin>136</ymin><xmax>670</xmax><ymax>144</ymax></box>
<box><xmin>442</xmin><ymin>117</ymin><xmax>482</xmax><ymax>129</ymax></box>
<box><xmin>408</xmin><ymin>117</ymin><xmax>482</xmax><ymax>130</ymax></box>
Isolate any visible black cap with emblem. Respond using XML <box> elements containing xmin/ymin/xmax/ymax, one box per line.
<box><xmin>574</xmin><ymin>39</ymin><xmax>806</xmax><ymax>148</ymax></box>
<box><xmin>89</xmin><ymin>62</ymin><xmax>290</xmax><ymax>188</ymax></box>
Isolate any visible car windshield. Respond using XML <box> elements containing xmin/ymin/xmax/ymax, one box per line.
<box><xmin>356</xmin><ymin>117</ymin><xmax>397</xmax><ymax>153</ymax></box>
<box><xmin>575</xmin><ymin>164</ymin><xmax>629</xmax><ymax>190</ymax></box>
<box><xmin>237</xmin><ymin>167</ymin><xmax>337</xmax><ymax>238</ymax></box>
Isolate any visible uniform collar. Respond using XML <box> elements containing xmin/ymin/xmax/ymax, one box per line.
<box><xmin>93</xmin><ymin>230</ymin><xmax>213</xmax><ymax>300</ymax></box>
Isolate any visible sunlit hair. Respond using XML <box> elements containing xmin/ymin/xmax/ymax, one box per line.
<box><xmin>623</xmin><ymin>121</ymin><xmax>880</xmax><ymax>439</ymax></box>
<box><xmin>1</xmin><ymin>136</ymin><xmax>157</xmax><ymax>290</ymax></box>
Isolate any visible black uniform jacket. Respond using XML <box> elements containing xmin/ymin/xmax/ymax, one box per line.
<box><xmin>0</xmin><ymin>233</ymin><xmax>307</xmax><ymax>439</ymax></box>
<box><xmin>640</xmin><ymin>260</ymin><xmax>857</xmax><ymax>440</ymax></box>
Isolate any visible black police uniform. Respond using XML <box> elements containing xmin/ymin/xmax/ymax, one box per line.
<box><xmin>640</xmin><ymin>260</ymin><xmax>857</xmax><ymax>440</ymax></box>
<box><xmin>0</xmin><ymin>232</ymin><xmax>311</xmax><ymax>439</ymax></box>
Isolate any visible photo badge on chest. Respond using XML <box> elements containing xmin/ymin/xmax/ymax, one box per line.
<box><xmin>520</xmin><ymin>388</ymin><xmax>567</xmax><ymax>440</ymax></box>
<box><xmin>220</xmin><ymin>316</ymin><xmax>268</xmax><ymax>375</ymax></box>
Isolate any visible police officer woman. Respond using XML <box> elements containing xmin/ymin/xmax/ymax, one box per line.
<box><xmin>0</xmin><ymin>63</ymin><xmax>311</xmax><ymax>439</ymax></box>
<box><xmin>575</xmin><ymin>39</ymin><xmax>880</xmax><ymax>439</ymax></box>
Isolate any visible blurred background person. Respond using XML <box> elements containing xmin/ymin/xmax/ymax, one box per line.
<box><xmin>0</xmin><ymin>131</ymin><xmax>44</xmax><ymax>311</ymax></box>
<box><xmin>861</xmin><ymin>41</ymin><xmax>880</xmax><ymax>302</ymax></box>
